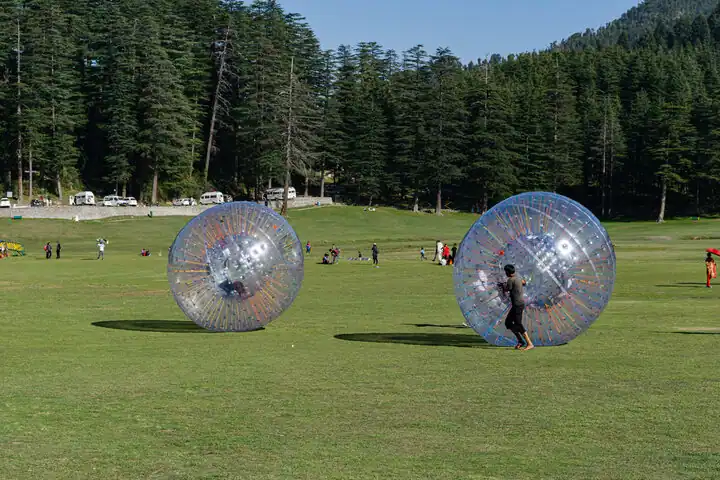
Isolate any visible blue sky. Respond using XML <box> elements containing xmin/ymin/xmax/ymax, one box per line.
<box><xmin>278</xmin><ymin>0</ymin><xmax>640</xmax><ymax>63</ymax></box>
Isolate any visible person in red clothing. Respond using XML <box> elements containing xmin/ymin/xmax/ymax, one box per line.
<box><xmin>442</xmin><ymin>244</ymin><xmax>451</xmax><ymax>264</ymax></box>
<box><xmin>706</xmin><ymin>252</ymin><xmax>716</xmax><ymax>288</ymax></box>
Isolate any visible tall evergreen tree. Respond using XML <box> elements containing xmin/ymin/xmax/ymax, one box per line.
<box><xmin>424</xmin><ymin>47</ymin><xmax>466</xmax><ymax>214</ymax></box>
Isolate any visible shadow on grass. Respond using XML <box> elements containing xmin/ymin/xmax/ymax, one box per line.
<box><xmin>406</xmin><ymin>323</ymin><xmax>470</xmax><ymax>329</ymax></box>
<box><xmin>667</xmin><ymin>330</ymin><xmax>720</xmax><ymax>335</ymax></box>
<box><xmin>92</xmin><ymin>320</ymin><xmax>266</xmax><ymax>334</ymax></box>
<box><xmin>334</xmin><ymin>332</ymin><xmax>499</xmax><ymax>348</ymax></box>
<box><xmin>656</xmin><ymin>282</ymin><xmax>708</xmax><ymax>288</ymax></box>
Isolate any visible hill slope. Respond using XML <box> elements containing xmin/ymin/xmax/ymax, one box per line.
<box><xmin>557</xmin><ymin>0</ymin><xmax>719</xmax><ymax>50</ymax></box>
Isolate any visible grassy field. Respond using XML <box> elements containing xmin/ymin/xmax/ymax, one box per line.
<box><xmin>1</xmin><ymin>206</ymin><xmax>719</xmax><ymax>479</ymax></box>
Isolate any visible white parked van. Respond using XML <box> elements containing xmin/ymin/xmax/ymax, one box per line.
<box><xmin>103</xmin><ymin>195</ymin><xmax>122</xmax><ymax>207</ymax></box>
<box><xmin>200</xmin><ymin>191</ymin><xmax>224</xmax><ymax>205</ymax></box>
<box><xmin>265</xmin><ymin>187</ymin><xmax>296</xmax><ymax>200</ymax></box>
<box><xmin>74</xmin><ymin>191</ymin><xmax>96</xmax><ymax>205</ymax></box>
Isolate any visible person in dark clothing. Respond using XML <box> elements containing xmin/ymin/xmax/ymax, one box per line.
<box><xmin>45</xmin><ymin>242</ymin><xmax>52</xmax><ymax>259</ymax></box>
<box><xmin>499</xmin><ymin>264</ymin><xmax>534</xmax><ymax>351</ymax></box>
<box><xmin>56</xmin><ymin>242</ymin><xmax>61</xmax><ymax>259</ymax></box>
<box><xmin>371</xmin><ymin>243</ymin><xmax>379</xmax><ymax>266</ymax></box>
<box><xmin>451</xmin><ymin>244</ymin><xmax>458</xmax><ymax>264</ymax></box>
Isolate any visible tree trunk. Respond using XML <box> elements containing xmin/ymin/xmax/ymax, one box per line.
<box><xmin>16</xmin><ymin>18</ymin><xmax>22</xmax><ymax>204</ymax></box>
<box><xmin>482</xmin><ymin>189</ymin><xmax>489</xmax><ymax>213</ymax></box>
<box><xmin>601</xmin><ymin>97</ymin><xmax>607</xmax><ymax>218</ymax></box>
<box><xmin>320</xmin><ymin>170</ymin><xmax>325</xmax><ymax>198</ymax></box>
<box><xmin>304</xmin><ymin>175</ymin><xmax>309</xmax><ymax>197</ymax></box>
<box><xmin>151</xmin><ymin>169</ymin><xmax>159</xmax><ymax>204</ymax></box>
<box><xmin>122</xmin><ymin>183</ymin><xmax>127</xmax><ymax>197</ymax></box>
<box><xmin>608</xmin><ymin>117</ymin><xmax>615</xmax><ymax>218</ymax></box>
<box><xmin>16</xmin><ymin>146</ymin><xmax>22</xmax><ymax>203</ymax></box>
<box><xmin>203</xmin><ymin>26</ymin><xmax>231</xmax><ymax>183</ymax></box>
<box><xmin>190</xmin><ymin>123</ymin><xmax>197</xmax><ymax>176</ymax></box>
<box><xmin>657</xmin><ymin>177</ymin><xmax>667</xmax><ymax>223</ymax></box>
<box><xmin>28</xmin><ymin>146</ymin><xmax>32</xmax><ymax>200</ymax></box>
<box><xmin>435</xmin><ymin>183</ymin><xmax>442</xmax><ymax>216</ymax></box>
<box><xmin>281</xmin><ymin>57</ymin><xmax>294</xmax><ymax>217</ymax></box>
<box><xmin>413</xmin><ymin>193</ymin><xmax>419</xmax><ymax>213</ymax></box>
<box><xmin>56</xmin><ymin>173</ymin><xmax>63</xmax><ymax>204</ymax></box>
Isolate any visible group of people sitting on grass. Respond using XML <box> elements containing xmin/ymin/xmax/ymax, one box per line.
<box><xmin>322</xmin><ymin>245</ymin><xmax>341</xmax><ymax>264</ymax></box>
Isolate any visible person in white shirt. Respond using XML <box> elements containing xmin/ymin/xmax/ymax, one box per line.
<box><xmin>433</xmin><ymin>240</ymin><xmax>442</xmax><ymax>262</ymax></box>
<box><xmin>97</xmin><ymin>238</ymin><xmax>106</xmax><ymax>260</ymax></box>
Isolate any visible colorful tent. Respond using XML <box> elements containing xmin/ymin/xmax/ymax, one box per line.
<box><xmin>0</xmin><ymin>240</ymin><xmax>25</xmax><ymax>256</ymax></box>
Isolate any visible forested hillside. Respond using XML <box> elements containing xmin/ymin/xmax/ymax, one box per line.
<box><xmin>3</xmin><ymin>0</ymin><xmax>720</xmax><ymax>220</ymax></box>
<box><xmin>559</xmin><ymin>0</ymin><xmax>718</xmax><ymax>50</ymax></box>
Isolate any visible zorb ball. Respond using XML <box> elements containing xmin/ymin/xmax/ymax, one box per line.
<box><xmin>167</xmin><ymin>202</ymin><xmax>304</xmax><ymax>332</ymax></box>
<box><xmin>453</xmin><ymin>192</ymin><xmax>616</xmax><ymax>346</ymax></box>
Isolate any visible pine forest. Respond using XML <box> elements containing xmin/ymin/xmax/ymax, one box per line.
<box><xmin>4</xmin><ymin>0</ymin><xmax>720</xmax><ymax>220</ymax></box>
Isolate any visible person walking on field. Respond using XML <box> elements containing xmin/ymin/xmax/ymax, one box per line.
<box><xmin>44</xmin><ymin>242</ymin><xmax>52</xmax><ymax>259</ymax></box>
<box><xmin>706</xmin><ymin>252</ymin><xmax>716</xmax><ymax>288</ymax></box>
<box><xmin>499</xmin><ymin>264</ymin><xmax>534</xmax><ymax>351</ymax></box>
<box><xmin>56</xmin><ymin>242</ymin><xmax>62</xmax><ymax>259</ymax></box>
<box><xmin>372</xmin><ymin>243</ymin><xmax>379</xmax><ymax>267</ymax></box>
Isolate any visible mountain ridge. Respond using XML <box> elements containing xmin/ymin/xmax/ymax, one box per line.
<box><xmin>555</xmin><ymin>0</ymin><xmax>719</xmax><ymax>50</ymax></box>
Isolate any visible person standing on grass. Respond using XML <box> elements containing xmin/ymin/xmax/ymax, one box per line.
<box><xmin>451</xmin><ymin>243</ymin><xmax>458</xmax><ymax>264</ymax></box>
<box><xmin>499</xmin><ymin>264</ymin><xmax>534</xmax><ymax>351</ymax></box>
<box><xmin>56</xmin><ymin>242</ymin><xmax>61</xmax><ymax>259</ymax></box>
<box><xmin>433</xmin><ymin>240</ymin><xmax>442</xmax><ymax>262</ymax></box>
<box><xmin>372</xmin><ymin>243</ymin><xmax>379</xmax><ymax>267</ymax></box>
<box><xmin>420</xmin><ymin>247</ymin><xmax>426</xmax><ymax>261</ymax></box>
<box><xmin>97</xmin><ymin>238</ymin><xmax>106</xmax><ymax>260</ymax></box>
<box><xmin>706</xmin><ymin>252</ymin><xmax>716</xmax><ymax>288</ymax></box>
<box><xmin>45</xmin><ymin>242</ymin><xmax>52</xmax><ymax>259</ymax></box>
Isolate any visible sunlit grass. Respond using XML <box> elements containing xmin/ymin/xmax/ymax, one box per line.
<box><xmin>1</xmin><ymin>208</ymin><xmax>718</xmax><ymax>479</ymax></box>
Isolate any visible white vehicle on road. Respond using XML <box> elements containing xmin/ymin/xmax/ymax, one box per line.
<box><xmin>200</xmin><ymin>192</ymin><xmax>224</xmax><ymax>205</ymax></box>
<box><xmin>265</xmin><ymin>187</ymin><xmax>296</xmax><ymax>200</ymax></box>
<box><xmin>0</xmin><ymin>198</ymin><xmax>10</xmax><ymax>208</ymax></box>
<box><xmin>172</xmin><ymin>197</ymin><xmax>197</xmax><ymax>206</ymax></box>
<box><xmin>125</xmin><ymin>197</ymin><xmax>138</xmax><ymax>207</ymax></box>
<box><xmin>103</xmin><ymin>195</ymin><xmax>122</xmax><ymax>207</ymax></box>
<box><xmin>74</xmin><ymin>191</ymin><xmax>96</xmax><ymax>205</ymax></box>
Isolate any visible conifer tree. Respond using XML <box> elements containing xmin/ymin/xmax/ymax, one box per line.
<box><xmin>424</xmin><ymin>47</ymin><xmax>466</xmax><ymax>214</ymax></box>
<box><xmin>391</xmin><ymin>45</ymin><xmax>430</xmax><ymax>210</ymax></box>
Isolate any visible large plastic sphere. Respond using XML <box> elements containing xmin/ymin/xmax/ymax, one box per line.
<box><xmin>453</xmin><ymin>192</ymin><xmax>616</xmax><ymax>346</ymax></box>
<box><xmin>167</xmin><ymin>202</ymin><xmax>303</xmax><ymax>332</ymax></box>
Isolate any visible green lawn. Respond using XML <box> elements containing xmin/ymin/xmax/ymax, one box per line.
<box><xmin>1</xmin><ymin>206</ymin><xmax>719</xmax><ymax>479</ymax></box>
